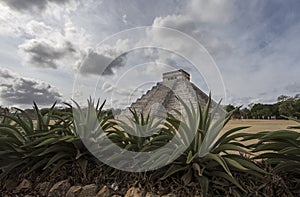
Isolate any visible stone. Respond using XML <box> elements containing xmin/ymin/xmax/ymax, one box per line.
<box><xmin>66</xmin><ymin>185</ymin><xmax>82</xmax><ymax>197</ymax></box>
<box><xmin>80</xmin><ymin>184</ymin><xmax>98</xmax><ymax>197</ymax></box>
<box><xmin>110</xmin><ymin>183</ymin><xmax>119</xmax><ymax>191</ymax></box>
<box><xmin>125</xmin><ymin>187</ymin><xmax>144</xmax><ymax>197</ymax></box>
<box><xmin>145</xmin><ymin>192</ymin><xmax>160</xmax><ymax>197</ymax></box>
<box><xmin>118</xmin><ymin>69</ymin><xmax>223</xmax><ymax>120</ymax></box>
<box><xmin>48</xmin><ymin>180</ymin><xmax>70</xmax><ymax>197</ymax></box>
<box><xmin>15</xmin><ymin>179</ymin><xmax>32</xmax><ymax>192</ymax></box>
<box><xmin>162</xmin><ymin>194</ymin><xmax>177</xmax><ymax>197</ymax></box>
<box><xmin>4</xmin><ymin>179</ymin><xmax>18</xmax><ymax>191</ymax></box>
<box><xmin>96</xmin><ymin>185</ymin><xmax>110</xmax><ymax>197</ymax></box>
<box><xmin>36</xmin><ymin>182</ymin><xmax>51</xmax><ymax>197</ymax></box>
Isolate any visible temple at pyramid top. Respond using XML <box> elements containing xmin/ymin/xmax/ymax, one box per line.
<box><xmin>118</xmin><ymin>69</ymin><xmax>223</xmax><ymax>119</ymax></box>
<box><xmin>162</xmin><ymin>69</ymin><xmax>190</xmax><ymax>82</ymax></box>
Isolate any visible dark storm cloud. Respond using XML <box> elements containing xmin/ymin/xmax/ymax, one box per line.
<box><xmin>19</xmin><ymin>39</ymin><xmax>76</xmax><ymax>69</ymax></box>
<box><xmin>0</xmin><ymin>68</ymin><xmax>62</xmax><ymax>105</ymax></box>
<box><xmin>1</xmin><ymin>0</ymin><xmax>70</xmax><ymax>11</ymax></box>
<box><xmin>103</xmin><ymin>52</ymin><xmax>128</xmax><ymax>75</ymax></box>
<box><xmin>79</xmin><ymin>51</ymin><xmax>127</xmax><ymax>76</ymax></box>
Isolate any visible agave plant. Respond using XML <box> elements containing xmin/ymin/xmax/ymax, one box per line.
<box><xmin>0</xmin><ymin>99</ymin><xmax>114</xmax><ymax>181</ymax></box>
<box><xmin>0</xmin><ymin>102</ymin><xmax>65</xmax><ymax>179</ymax></box>
<box><xmin>147</xmin><ymin>95</ymin><xmax>266</xmax><ymax>195</ymax></box>
<box><xmin>99</xmin><ymin>108</ymin><xmax>171</xmax><ymax>172</ymax></box>
<box><xmin>107</xmin><ymin>108</ymin><xmax>167</xmax><ymax>151</ymax></box>
<box><xmin>244</xmin><ymin>119</ymin><xmax>300</xmax><ymax>195</ymax></box>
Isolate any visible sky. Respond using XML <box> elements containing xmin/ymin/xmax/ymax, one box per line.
<box><xmin>0</xmin><ymin>0</ymin><xmax>299</xmax><ymax>109</ymax></box>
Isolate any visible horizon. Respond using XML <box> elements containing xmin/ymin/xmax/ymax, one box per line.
<box><xmin>0</xmin><ymin>92</ymin><xmax>297</xmax><ymax>110</ymax></box>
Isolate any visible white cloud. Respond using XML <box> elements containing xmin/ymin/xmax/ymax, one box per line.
<box><xmin>25</xmin><ymin>20</ymin><xmax>53</xmax><ymax>37</ymax></box>
<box><xmin>0</xmin><ymin>68</ymin><xmax>62</xmax><ymax>106</ymax></box>
<box><xmin>188</xmin><ymin>0</ymin><xmax>235</xmax><ymax>23</ymax></box>
<box><xmin>122</xmin><ymin>14</ymin><xmax>127</xmax><ymax>24</ymax></box>
<box><xmin>153</xmin><ymin>15</ymin><xmax>196</xmax><ymax>35</ymax></box>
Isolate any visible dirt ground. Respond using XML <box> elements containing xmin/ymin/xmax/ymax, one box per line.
<box><xmin>222</xmin><ymin>119</ymin><xmax>299</xmax><ymax>134</ymax></box>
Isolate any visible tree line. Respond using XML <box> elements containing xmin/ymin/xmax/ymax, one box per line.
<box><xmin>225</xmin><ymin>94</ymin><xmax>300</xmax><ymax>119</ymax></box>
<box><xmin>1</xmin><ymin>94</ymin><xmax>299</xmax><ymax>120</ymax></box>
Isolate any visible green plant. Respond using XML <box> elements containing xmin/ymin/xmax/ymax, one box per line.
<box><xmin>245</xmin><ymin>119</ymin><xmax>300</xmax><ymax>195</ymax></box>
<box><xmin>107</xmin><ymin>108</ymin><xmax>167</xmax><ymax>151</ymax></box>
<box><xmin>0</xmin><ymin>102</ymin><xmax>66</xmax><ymax>179</ymax></box>
<box><xmin>0</xmin><ymin>99</ymin><xmax>114</xmax><ymax>181</ymax></box>
<box><xmin>148</xmin><ymin>96</ymin><xmax>266</xmax><ymax>196</ymax></box>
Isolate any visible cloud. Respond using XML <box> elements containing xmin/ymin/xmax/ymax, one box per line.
<box><xmin>25</xmin><ymin>20</ymin><xmax>52</xmax><ymax>37</ymax></box>
<box><xmin>18</xmin><ymin>38</ymin><xmax>75</xmax><ymax>69</ymax></box>
<box><xmin>188</xmin><ymin>0</ymin><xmax>235</xmax><ymax>23</ymax></box>
<box><xmin>152</xmin><ymin>15</ymin><xmax>196</xmax><ymax>35</ymax></box>
<box><xmin>78</xmin><ymin>50</ymin><xmax>127</xmax><ymax>76</ymax></box>
<box><xmin>15</xmin><ymin>19</ymin><xmax>91</xmax><ymax>71</ymax></box>
<box><xmin>77</xmin><ymin>39</ymin><xmax>129</xmax><ymax>76</ymax></box>
<box><xmin>122</xmin><ymin>14</ymin><xmax>127</xmax><ymax>24</ymax></box>
<box><xmin>0</xmin><ymin>68</ymin><xmax>62</xmax><ymax>106</ymax></box>
<box><xmin>1</xmin><ymin>0</ymin><xmax>300</xmax><ymax>107</ymax></box>
<box><xmin>285</xmin><ymin>82</ymin><xmax>300</xmax><ymax>94</ymax></box>
<box><xmin>0</xmin><ymin>0</ymin><xmax>71</xmax><ymax>12</ymax></box>
<box><xmin>0</xmin><ymin>68</ymin><xmax>15</xmax><ymax>79</ymax></box>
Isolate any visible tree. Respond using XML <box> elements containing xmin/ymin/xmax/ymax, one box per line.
<box><xmin>225</xmin><ymin>104</ymin><xmax>241</xmax><ymax>119</ymax></box>
<box><xmin>240</xmin><ymin>108</ymin><xmax>251</xmax><ymax>119</ymax></box>
<box><xmin>277</xmin><ymin>95</ymin><xmax>290</xmax><ymax>102</ymax></box>
<box><xmin>250</xmin><ymin>103</ymin><xmax>273</xmax><ymax>119</ymax></box>
<box><xmin>278</xmin><ymin>96</ymin><xmax>298</xmax><ymax>118</ymax></box>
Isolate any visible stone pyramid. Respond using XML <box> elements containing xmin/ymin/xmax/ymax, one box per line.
<box><xmin>120</xmin><ymin>69</ymin><xmax>219</xmax><ymax>118</ymax></box>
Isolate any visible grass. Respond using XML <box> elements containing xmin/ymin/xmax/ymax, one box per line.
<box><xmin>222</xmin><ymin>119</ymin><xmax>298</xmax><ymax>134</ymax></box>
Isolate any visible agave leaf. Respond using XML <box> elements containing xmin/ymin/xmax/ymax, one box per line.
<box><xmin>226</xmin><ymin>155</ymin><xmax>268</xmax><ymax>174</ymax></box>
<box><xmin>273</xmin><ymin>161</ymin><xmax>300</xmax><ymax>173</ymax></box>
<box><xmin>33</xmin><ymin>102</ymin><xmax>47</xmax><ymax>131</ymax></box>
<box><xmin>78</xmin><ymin>158</ymin><xmax>88</xmax><ymax>178</ymax></box>
<box><xmin>25</xmin><ymin>157</ymin><xmax>49</xmax><ymax>175</ymax></box>
<box><xmin>206</xmin><ymin>153</ymin><xmax>232</xmax><ymax>176</ymax></box>
<box><xmin>38</xmin><ymin>144</ymin><xmax>74</xmax><ymax>156</ymax></box>
<box><xmin>192</xmin><ymin>162</ymin><xmax>202</xmax><ymax>176</ymax></box>
<box><xmin>181</xmin><ymin>168</ymin><xmax>192</xmax><ymax>185</ymax></box>
<box><xmin>253</xmin><ymin>152</ymin><xmax>300</xmax><ymax>162</ymax></box>
<box><xmin>214</xmin><ymin>126</ymin><xmax>250</xmax><ymax>147</ymax></box>
<box><xmin>223</xmin><ymin>157</ymin><xmax>248</xmax><ymax>171</ymax></box>
<box><xmin>0</xmin><ymin>126</ymin><xmax>26</xmax><ymax>144</ymax></box>
<box><xmin>202</xmin><ymin>93</ymin><xmax>212</xmax><ymax>130</ymax></box>
<box><xmin>279</xmin><ymin>147</ymin><xmax>300</xmax><ymax>155</ymax></box>
<box><xmin>160</xmin><ymin>164</ymin><xmax>188</xmax><ymax>180</ymax></box>
<box><xmin>50</xmin><ymin>159</ymin><xmax>69</xmax><ymax>175</ymax></box>
<box><xmin>253</xmin><ymin>143</ymin><xmax>289</xmax><ymax>152</ymax></box>
<box><xmin>212</xmin><ymin>143</ymin><xmax>250</xmax><ymax>155</ymax></box>
<box><xmin>0</xmin><ymin>113</ymin><xmax>31</xmax><ymax>134</ymax></box>
<box><xmin>261</xmin><ymin>130</ymin><xmax>300</xmax><ymax>140</ymax></box>
<box><xmin>197</xmin><ymin>176</ymin><xmax>209</xmax><ymax>197</ymax></box>
<box><xmin>210</xmin><ymin>171</ymin><xmax>246</xmax><ymax>192</ymax></box>
<box><xmin>34</xmin><ymin>137</ymin><xmax>58</xmax><ymax>148</ymax></box>
<box><xmin>43</xmin><ymin>152</ymin><xmax>70</xmax><ymax>170</ymax></box>
<box><xmin>186</xmin><ymin>150</ymin><xmax>198</xmax><ymax>164</ymax></box>
<box><xmin>149</xmin><ymin>134</ymin><xmax>173</xmax><ymax>143</ymax></box>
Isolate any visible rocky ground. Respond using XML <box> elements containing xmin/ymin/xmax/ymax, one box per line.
<box><xmin>3</xmin><ymin>178</ymin><xmax>183</xmax><ymax>197</ymax></box>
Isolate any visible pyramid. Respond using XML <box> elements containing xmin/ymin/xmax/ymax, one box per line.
<box><xmin>120</xmin><ymin>69</ymin><xmax>220</xmax><ymax>118</ymax></box>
